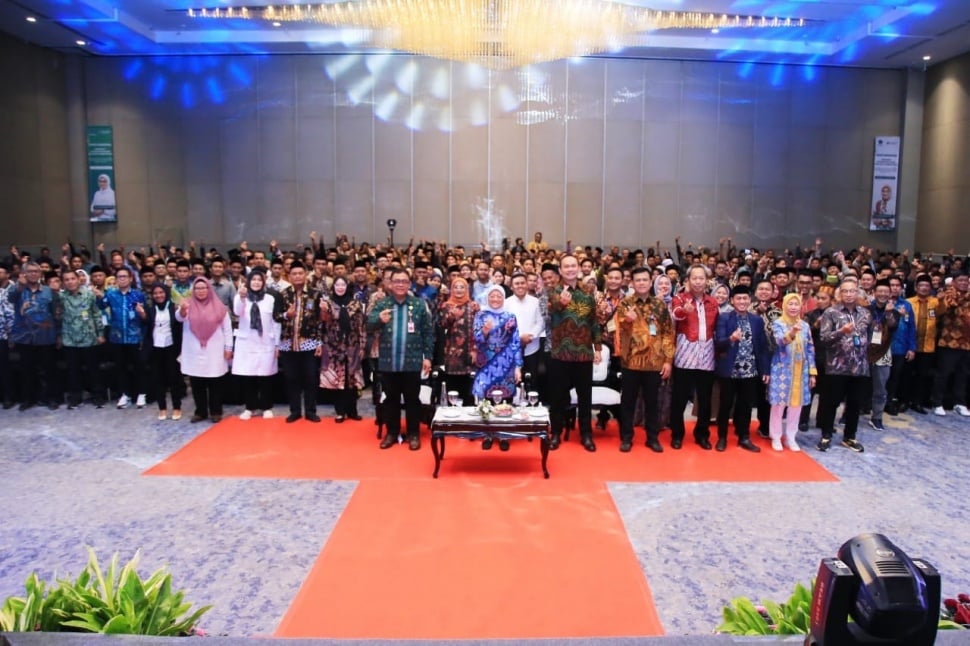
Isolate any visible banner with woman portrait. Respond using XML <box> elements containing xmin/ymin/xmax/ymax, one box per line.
<box><xmin>87</xmin><ymin>125</ymin><xmax>117</xmax><ymax>223</ymax></box>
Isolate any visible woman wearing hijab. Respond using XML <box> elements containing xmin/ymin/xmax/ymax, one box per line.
<box><xmin>473</xmin><ymin>285</ymin><xmax>523</xmax><ymax>450</ymax></box>
<box><xmin>144</xmin><ymin>284</ymin><xmax>183</xmax><ymax>420</ymax></box>
<box><xmin>768</xmin><ymin>293</ymin><xmax>817</xmax><ymax>451</ymax></box>
<box><xmin>176</xmin><ymin>276</ymin><xmax>233</xmax><ymax>423</ymax></box>
<box><xmin>437</xmin><ymin>276</ymin><xmax>479</xmax><ymax>405</ymax></box>
<box><xmin>233</xmin><ymin>268</ymin><xmax>281</xmax><ymax>420</ymax></box>
<box><xmin>320</xmin><ymin>275</ymin><xmax>367</xmax><ymax>422</ymax></box>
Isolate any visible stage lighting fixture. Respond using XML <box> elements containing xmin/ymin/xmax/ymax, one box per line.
<box><xmin>386</xmin><ymin>218</ymin><xmax>397</xmax><ymax>248</ymax></box>
<box><xmin>807</xmin><ymin>533</ymin><xmax>940</xmax><ymax>646</ymax></box>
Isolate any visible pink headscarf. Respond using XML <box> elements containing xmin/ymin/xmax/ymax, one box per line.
<box><xmin>187</xmin><ymin>277</ymin><xmax>227</xmax><ymax>347</ymax></box>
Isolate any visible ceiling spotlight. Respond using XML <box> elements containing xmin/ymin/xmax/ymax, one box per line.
<box><xmin>26</xmin><ymin>16</ymin><xmax>37</xmax><ymax>23</ymax></box>
<box><xmin>76</xmin><ymin>40</ymin><xmax>86</xmax><ymax>46</ymax></box>
<box><xmin>272</xmin><ymin>21</ymin><xmax>281</xmax><ymax>27</ymax></box>
<box><xmin>922</xmin><ymin>55</ymin><xmax>931</xmax><ymax>61</ymax></box>
<box><xmin>711</xmin><ymin>28</ymin><xmax>720</xmax><ymax>34</ymax></box>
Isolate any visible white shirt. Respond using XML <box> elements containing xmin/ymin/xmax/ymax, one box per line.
<box><xmin>504</xmin><ymin>293</ymin><xmax>544</xmax><ymax>357</ymax></box>
<box><xmin>152</xmin><ymin>306</ymin><xmax>173</xmax><ymax>348</ymax></box>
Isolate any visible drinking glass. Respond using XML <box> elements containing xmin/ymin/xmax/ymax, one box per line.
<box><xmin>447</xmin><ymin>390</ymin><xmax>460</xmax><ymax>407</ymax></box>
<box><xmin>527</xmin><ymin>391</ymin><xmax>539</xmax><ymax>407</ymax></box>
<box><xmin>491</xmin><ymin>389</ymin><xmax>504</xmax><ymax>406</ymax></box>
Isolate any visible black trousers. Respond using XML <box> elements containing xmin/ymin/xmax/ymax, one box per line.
<box><xmin>817</xmin><ymin>374</ymin><xmax>866</xmax><ymax>440</ymax></box>
<box><xmin>443</xmin><ymin>373</ymin><xmax>474</xmax><ymax>406</ymax></box>
<box><xmin>670</xmin><ymin>367</ymin><xmax>714</xmax><ymax>443</ymax></box>
<box><xmin>15</xmin><ymin>343</ymin><xmax>57</xmax><ymax>405</ymax></box>
<box><xmin>0</xmin><ymin>341</ymin><xmax>11</xmax><ymax>403</ymax></box>
<box><xmin>522</xmin><ymin>351</ymin><xmax>540</xmax><ymax>392</ymax></box>
<box><xmin>189</xmin><ymin>375</ymin><xmax>224</xmax><ymax>418</ymax></box>
<box><xmin>151</xmin><ymin>345</ymin><xmax>182</xmax><ymax>410</ymax></box>
<box><xmin>716</xmin><ymin>376</ymin><xmax>759</xmax><ymax>440</ymax></box>
<box><xmin>548</xmin><ymin>358</ymin><xmax>593</xmax><ymax>440</ymax></box>
<box><xmin>930</xmin><ymin>347</ymin><xmax>970</xmax><ymax>408</ymax></box>
<box><xmin>242</xmin><ymin>375</ymin><xmax>275</xmax><ymax>411</ymax></box>
<box><xmin>905</xmin><ymin>352</ymin><xmax>935</xmax><ymax>407</ymax></box>
<box><xmin>280</xmin><ymin>350</ymin><xmax>320</xmax><ymax>416</ymax></box>
<box><xmin>884</xmin><ymin>354</ymin><xmax>907</xmax><ymax>405</ymax></box>
<box><xmin>64</xmin><ymin>345</ymin><xmax>104</xmax><ymax>406</ymax></box>
<box><xmin>620</xmin><ymin>369</ymin><xmax>661</xmax><ymax>443</ymax></box>
<box><xmin>381</xmin><ymin>371</ymin><xmax>422</xmax><ymax>439</ymax></box>
<box><xmin>330</xmin><ymin>385</ymin><xmax>359</xmax><ymax>416</ymax></box>
<box><xmin>112</xmin><ymin>343</ymin><xmax>143</xmax><ymax>398</ymax></box>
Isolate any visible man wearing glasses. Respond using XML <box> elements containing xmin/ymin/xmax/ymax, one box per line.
<box><xmin>795</xmin><ymin>270</ymin><xmax>818</xmax><ymax>316</ymax></box>
<box><xmin>9</xmin><ymin>261</ymin><xmax>62</xmax><ymax>410</ymax></box>
<box><xmin>368</xmin><ymin>268</ymin><xmax>434</xmax><ymax>450</ymax></box>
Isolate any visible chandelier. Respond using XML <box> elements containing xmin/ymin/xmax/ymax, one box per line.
<box><xmin>188</xmin><ymin>1</ymin><xmax>806</xmax><ymax>69</ymax></box>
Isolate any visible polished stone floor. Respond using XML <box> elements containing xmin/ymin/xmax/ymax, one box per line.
<box><xmin>1</xmin><ymin>392</ymin><xmax>968</xmax><ymax>638</ymax></box>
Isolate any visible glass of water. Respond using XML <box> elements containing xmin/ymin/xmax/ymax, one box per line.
<box><xmin>527</xmin><ymin>391</ymin><xmax>539</xmax><ymax>407</ymax></box>
<box><xmin>447</xmin><ymin>390</ymin><xmax>460</xmax><ymax>407</ymax></box>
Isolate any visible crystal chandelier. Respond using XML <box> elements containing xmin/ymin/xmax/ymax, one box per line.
<box><xmin>188</xmin><ymin>1</ymin><xmax>806</xmax><ymax>69</ymax></box>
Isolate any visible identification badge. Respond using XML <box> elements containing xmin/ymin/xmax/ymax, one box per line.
<box><xmin>407</xmin><ymin>319</ymin><xmax>415</xmax><ymax>333</ymax></box>
<box><xmin>648</xmin><ymin>321</ymin><xmax>657</xmax><ymax>336</ymax></box>
<box><xmin>128</xmin><ymin>309</ymin><xmax>136</xmax><ymax>320</ymax></box>
<box><xmin>871</xmin><ymin>329</ymin><xmax>882</xmax><ymax>345</ymax></box>
<box><xmin>606</xmin><ymin>319</ymin><xmax>616</xmax><ymax>333</ymax></box>
<box><xmin>852</xmin><ymin>334</ymin><xmax>861</xmax><ymax>347</ymax></box>
<box><xmin>80</xmin><ymin>310</ymin><xmax>89</xmax><ymax>320</ymax></box>
<box><xmin>928</xmin><ymin>309</ymin><xmax>936</xmax><ymax>319</ymax></box>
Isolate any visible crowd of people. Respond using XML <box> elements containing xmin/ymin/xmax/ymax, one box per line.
<box><xmin>2</xmin><ymin>231</ymin><xmax>968</xmax><ymax>456</ymax></box>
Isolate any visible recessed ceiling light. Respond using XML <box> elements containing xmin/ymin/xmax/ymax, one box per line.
<box><xmin>711</xmin><ymin>28</ymin><xmax>719</xmax><ymax>34</ymax></box>
<box><xmin>26</xmin><ymin>16</ymin><xmax>37</xmax><ymax>23</ymax></box>
<box><xmin>76</xmin><ymin>40</ymin><xmax>86</xmax><ymax>46</ymax></box>
<box><xmin>272</xmin><ymin>21</ymin><xmax>281</xmax><ymax>27</ymax></box>
<box><xmin>922</xmin><ymin>55</ymin><xmax>931</xmax><ymax>61</ymax></box>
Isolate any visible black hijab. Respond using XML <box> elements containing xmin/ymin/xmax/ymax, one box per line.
<box><xmin>246</xmin><ymin>268</ymin><xmax>267</xmax><ymax>335</ymax></box>
<box><xmin>330</xmin><ymin>276</ymin><xmax>353</xmax><ymax>337</ymax></box>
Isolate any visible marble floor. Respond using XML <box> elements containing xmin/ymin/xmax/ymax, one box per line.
<box><xmin>1</xmin><ymin>393</ymin><xmax>968</xmax><ymax>638</ymax></box>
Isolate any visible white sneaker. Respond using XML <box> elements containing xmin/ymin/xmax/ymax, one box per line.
<box><xmin>136</xmin><ymin>394</ymin><xmax>146</xmax><ymax>408</ymax></box>
<box><xmin>955</xmin><ymin>405</ymin><xmax>970</xmax><ymax>417</ymax></box>
<box><xmin>239</xmin><ymin>410</ymin><xmax>253</xmax><ymax>421</ymax></box>
<box><xmin>771</xmin><ymin>439</ymin><xmax>783</xmax><ymax>452</ymax></box>
<box><xmin>788</xmin><ymin>442</ymin><xmax>801</xmax><ymax>453</ymax></box>
<box><xmin>116</xmin><ymin>394</ymin><xmax>130</xmax><ymax>409</ymax></box>
<box><xmin>262</xmin><ymin>410</ymin><xmax>274</xmax><ymax>419</ymax></box>
<box><xmin>933</xmin><ymin>406</ymin><xmax>946</xmax><ymax>416</ymax></box>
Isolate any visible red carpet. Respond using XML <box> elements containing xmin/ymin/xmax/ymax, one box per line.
<box><xmin>274</xmin><ymin>478</ymin><xmax>663</xmax><ymax>639</ymax></box>
<box><xmin>145</xmin><ymin>416</ymin><xmax>835</xmax><ymax>639</ymax></box>
<box><xmin>145</xmin><ymin>417</ymin><xmax>836</xmax><ymax>483</ymax></box>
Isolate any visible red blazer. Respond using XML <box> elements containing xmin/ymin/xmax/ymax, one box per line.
<box><xmin>671</xmin><ymin>292</ymin><xmax>719</xmax><ymax>342</ymax></box>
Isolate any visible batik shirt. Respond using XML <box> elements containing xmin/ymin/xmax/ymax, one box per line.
<box><xmin>61</xmin><ymin>289</ymin><xmax>104</xmax><ymax>347</ymax></box>
<box><xmin>819</xmin><ymin>303</ymin><xmax>872</xmax><ymax>377</ymax></box>
<box><xmin>10</xmin><ymin>285</ymin><xmax>61</xmax><ymax>345</ymax></box>
<box><xmin>731</xmin><ymin>315</ymin><xmax>757</xmax><ymax>379</ymax></box>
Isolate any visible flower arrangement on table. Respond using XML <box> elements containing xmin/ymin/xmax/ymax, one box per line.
<box><xmin>476</xmin><ymin>399</ymin><xmax>493</xmax><ymax>420</ymax></box>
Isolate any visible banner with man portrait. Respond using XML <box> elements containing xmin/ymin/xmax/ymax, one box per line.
<box><xmin>869</xmin><ymin>136</ymin><xmax>899</xmax><ymax>232</ymax></box>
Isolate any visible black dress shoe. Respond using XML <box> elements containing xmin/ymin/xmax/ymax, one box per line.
<box><xmin>619</xmin><ymin>440</ymin><xmax>633</xmax><ymax>453</ymax></box>
<box><xmin>646</xmin><ymin>439</ymin><xmax>664</xmax><ymax>453</ymax></box>
<box><xmin>305</xmin><ymin>414</ymin><xmax>321</xmax><ymax>423</ymax></box>
<box><xmin>285</xmin><ymin>413</ymin><xmax>301</xmax><ymax>423</ymax></box>
<box><xmin>549</xmin><ymin>436</ymin><xmax>561</xmax><ymax>450</ymax></box>
<box><xmin>408</xmin><ymin>435</ymin><xmax>421</xmax><ymax>450</ymax></box>
<box><xmin>347</xmin><ymin>414</ymin><xmax>363</xmax><ymax>421</ymax></box>
<box><xmin>191</xmin><ymin>414</ymin><xmax>206</xmax><ymax>423</ymax></box>
<box><xmin>379</xmin><ymin>434</ymin><xmax>396</xmax><ymax>449</ymax></box>
<box><xmin>697</xmin><ymin>439</ymin><xmax>712</xmax><ymax>450</ymax></box>
<box><xmin>482</xmin><ymin>437</ymin><xmax>494</xmax><ymax>450</ymax></box>
<box><xmin>910</xmin><ymin>405</ymin><xmax>927</xmax><ymax>414</ymax></box>
<box><xmin>671</xmin><ymin>439</ymin><xmax>683</xmax><ymax>450</ymax></box>
<box><xmin>715</xmin><ymin>438</ymin><xmax>727</xmax><ymax>452</ymax></box>
<box><xmin>757</xmin><ymin>428</ymin><xmax>770</xmax><ymax>440</ymax></box>
<box><xmin>334</xmin><ymin>415</ymin><xmax>345</xmax><ymax>423</ymax></box>
<box><xmin>498</xmin><ymin>439</ymin><xmax>510</xmax><ymax>451</ymax></box>
<box><xmin>885</xmin><ymin>403</ymin><xmax>898</xmax><ymax>416</ymax></box>
<box><xmin>897</xmin><ymin>402</ymin><xmax>909</xmax><ymax>413</ymax></box>
<box><xmin>581</xmin><ymin>437</ymin><xmax>596</xmax><ymax>452</ymax></box>
<box><xmin>738</xmin><ymin>438</ymin><xmax>761</xmax><ymax>452</ymax></box>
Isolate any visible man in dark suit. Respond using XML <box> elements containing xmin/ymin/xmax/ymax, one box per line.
<box><xmin>713</xmin><ymin>285</ymin><xmax>770</xmax><ymax>452</ymax></box>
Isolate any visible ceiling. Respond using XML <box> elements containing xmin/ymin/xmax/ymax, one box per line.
<box><xmin>2</xmin><ymin>0</ymin><xmax>970</xmax><ymax>69</ymax></box>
